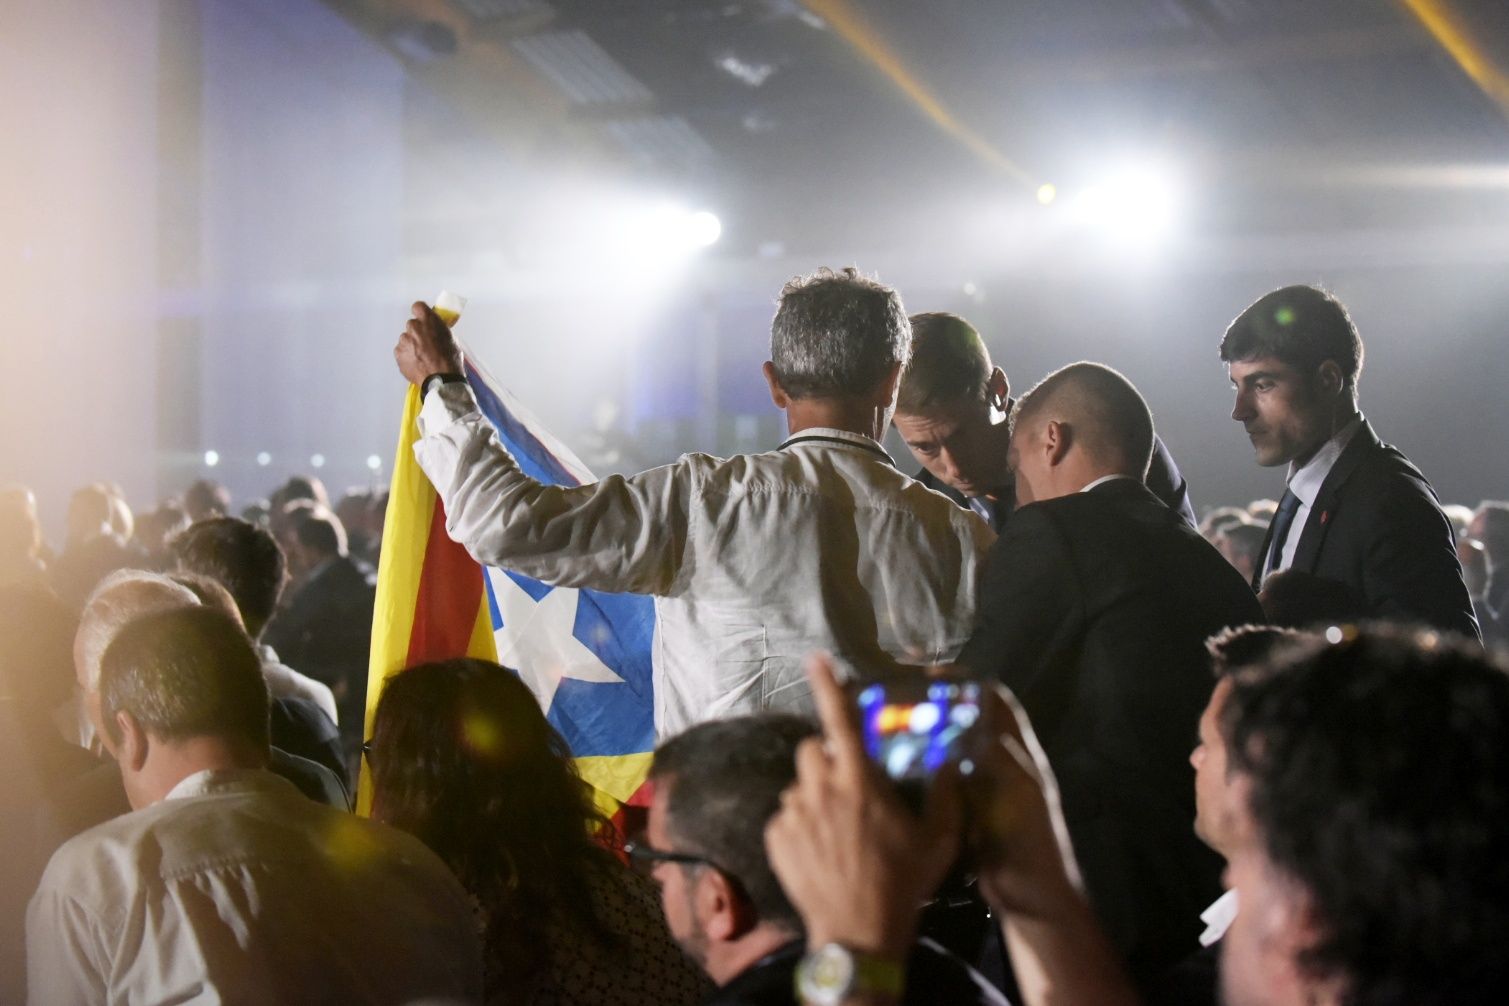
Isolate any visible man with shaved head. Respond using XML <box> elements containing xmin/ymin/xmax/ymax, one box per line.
<box><xmin>959</xmin><ymin>362</ymin><xmax>1264</xmax><ymax>985</ymax></box>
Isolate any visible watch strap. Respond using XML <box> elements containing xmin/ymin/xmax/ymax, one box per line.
<box><xmin>420</xmin><ymin>371</ymin><xmax>466</xmax><ymax>399</ymax></box>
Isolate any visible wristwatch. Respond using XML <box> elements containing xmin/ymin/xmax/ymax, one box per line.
<box><xmin>420</xmin><ymin>371</ymin><xmax>466</xmax><ymax>399</ymax></box>
<box><xmin>795</xmin><ymin>943</ymin><xmax>905</xmax><ymax>1006</ymax></box>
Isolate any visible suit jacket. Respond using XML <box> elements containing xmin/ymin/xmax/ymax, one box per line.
<box><xmin>914</xmin><ymin>432</ymin><xmax>1196</xmax><ymax>533</ymax></box>
<box><xmin>958</xmin><ymin>479</ymin><xmax>1264</xmax><ymax>982</ymax></box>
<box><xmin>1255</xmin><ymin>420</ymin><xmax>1479</xmax><ymax>640</ymax></box>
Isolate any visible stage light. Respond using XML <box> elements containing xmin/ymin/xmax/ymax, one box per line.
<box><xmin>685</xmin><ymin>210</ymin><xmax>722</xmax><ymax>248</ymax></box>
<box><xmin>1075</xmin><ymin>161</ymin><xmax>1181</xmax><ymax>242</ymax></box>
<box><xmin>366</xmin><ymin>454</ymin><xmax>382</xmax><ymax>471</ymax></box>
<box><xmin>204</xmin><ymin>450</ymin><xmax>220</xmax><ymax>468</ymax></box>
<box><xmin>256</xmin><ymin>452</ymin><xmax>272</xmax><ymax>467</ymax></box>
<box><xmin>1036</xmin><ymin>182</ymin><xmax>1057</xmax><ymax>206</ymax></box>
<box><xmin>310</xmin><ymin>453</ymin><xmax>326</xmax><ymax>469</ymax></box>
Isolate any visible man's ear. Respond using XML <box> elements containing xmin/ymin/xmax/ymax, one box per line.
<box><xmin>986</xmin><ymin>367</ymin><xmax>1010</xmax><ymax>411</ymax></box>
<box><xmin>763</xmin><ymin>361</ymin><xmax>790</xmax><ymax>410</ymax></box>
<box><xmin>696</xmin><ymin>868</ymin><xmax>755</xmax><ymax>943</ymax></box>
<box><xmin>1044</xmin><ymin>419</ymin><xmax>1071</xmax><ymax>467</ymax></box>
<box><xmin>871</xmin><ymin>360</ymin><xmax>904</xmax><ymax>409</ymax></box>
<box><xmin>1316</xmin><ymin>360</ymin><xmax>1345</xmax><ymax>399</ymax></box>
<box><xmin>113</xmin><ymin>710</ymin><xmax>150</xmax><ymax>772</ymax></box>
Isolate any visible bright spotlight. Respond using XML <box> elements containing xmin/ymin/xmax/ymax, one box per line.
<box><xmin>310</xmin><ymin>453</ymin><xmax>326</xmax><ymax>469</ymax></box>
<box><xmin>203</xmin><ymin>450</ymin><xmax>220</xmax><ymax>468</ymax></box>
<box><xmin>1036</xmin><ymin>182</ymin><xmax>1057</xmax><ymax>206</ymax></box>
<box><xmin>366</xmin><ymin>454</ymin><xmax>382</xmax><ymax>471</ymax></box>
<box><xmin>1074</xmin><ymin>161</ymin><xmax>1181</xmax><ymax>242</ymax></box>
<box><xmin>256</xmin><ymin>452</ymin><xmax>272</xmax><ymax>467</ymax></box>
<box><xmin>685</xmin><ymin>210</ymin><xmax>722</xmax><ymax>248</ymax></box>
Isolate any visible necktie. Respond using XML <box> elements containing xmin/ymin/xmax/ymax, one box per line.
<box><xmin>1266</xmin><ymin>489</ymin><xmax>1302</xmax><ymax>574</ymax></box>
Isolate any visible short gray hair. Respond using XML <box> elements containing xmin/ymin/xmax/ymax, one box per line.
<box><xmin>76</xmin><ymin>570</ymin><xmax>199</xmax><ymax>691</ymax></box>
<box><xmin>770</xmin><ymin>267</ymin><xmax>911</xmax><ymax>399</ymax></box>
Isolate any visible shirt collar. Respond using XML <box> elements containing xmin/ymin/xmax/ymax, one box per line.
<box><xmin>164</xmin><ymin>767</ymin><xmax>288</xmax><ymax>803</ymax></box>
<box><xmin>1199</xmin><ymin>889</ymin><xmax>1240</xmax><ymax>947</ymax></box>
<box><xmin>1079</xmin><ymin>473</ymin><xmax>1139</xmax><ymax>494</ymax></box>
<box><xmin>779</xmin><ymin>427</ymin><xmax>896</xmax><ymax>467</ymax></box>
<box><xmin>1286</xmin><ymin>415</ymin><xmax>1363</xmax><ymax>508</ymax></box>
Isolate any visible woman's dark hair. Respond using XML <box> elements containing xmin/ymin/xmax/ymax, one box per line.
<box><xmin>369</xmin><ymin>658</ymin><xmax>619</xmax><ymax>997</ymax></box>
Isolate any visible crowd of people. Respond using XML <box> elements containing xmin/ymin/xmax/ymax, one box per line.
<box><xmin>2</xmin><ymin>271</ymin><xmax>1506</xmax><ymax>1005</ymax></box>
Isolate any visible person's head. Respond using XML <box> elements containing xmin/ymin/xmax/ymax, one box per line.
<box><xmin>647</xmin><ymin>714</ymin><xmax>819</xmax><ymax>983</ymax></box>
<box><xmin>183</xmin><ymin>479</ymin><xmax>232</xmax><ymax>523</ymax></box>
<box><xmin>270</xmin><ymin>474</ymin><xmax>329</xmax><ymax>513</ymax></box>
<box><xmin>1470</xmin><ymin>501</ymin><xmax>1509</xmax><ymax>570</ymax></box>
<box><xmin>1007</xmin><ymin>361</ymin><xmax>1155</xmax><ymax>505</ymax></box>
<box><xmin>1200</xmin><ymin>505</ymin><xmax>1254</xmax><ymax>543</ymax></box>
<box><xmin>99</xmin><ymin>606</ymin><xmax>270</xmax><ymax>808</ymax></box>
<box><xmin>892</xmin><ymin>313</ymin><xmax>1012</xmax><ymax>497</ymax></box>
<box><xmin>74</xmin><ymin>571</ymin><xmax>200</xmax><ymax>740</ymax></box>
<box><xmin>169</xmin><ymin>572</ymin><xmax>247</xmax><ymax>629</ymax></box>
<box><xmin>1191</xmin><ymin>625</ymin><xmax>1306</xmax><ymax>858</ymax></box>
<box><xmin>1441</xmin><ymin>504</ymin><xmax>1475</xmax><ymax>541</ymax></box>
<box><xmin>1219</xmin><ymin>628</ymin><xmax>1509</xmax><ymax>1006</ymax></box>
<box><xmin>1216</xmin><ymin>521</ymin><xmax>1269</xmax><ymax>583</ymax></box>
<box><xmin>0</xmin><ymin>487</ymin><xmax>42</xmax><ymax>565</ymax></box>
<box><xmin>764</xmin><ymin>267</ymin><xmax>911</xmax><ymax>425</ymax></box>
<box><xmin>134</xmin><ymin>502</ymin><xmax>190</xmax><ymax>558</ymax></box>
<box><xmin>1458</xmin><ymin>538</ymin><xmax>1489</xmax><ymax>599</ymax></box>
<box><xmin>369</xmin><ymin>658</ymin><xmax>615</xmax><ymax>994</ymax></box>
<box><xmin>66</xmin><ymin>484</ymin><xmax>117</xmax><ymax>547</ymax></box>
<box><xmin>170</xmin><ymin>517</ymin><xmax>286</xmax><ymax>639</ymax></box>
<box><xmin>1222</xmin><ymin>286</ymin><xmax>1364</xmax><ymax>469</ymax></box>
<box><xmin>283</xmin><ymin>507</ymin><xmax>348</xmax><ymax>578</ymax></box>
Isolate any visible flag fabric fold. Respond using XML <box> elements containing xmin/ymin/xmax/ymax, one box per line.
<box><xmin>360</xmin><ymin>343</ymin><xmax>656</xmax><ymax>819</ymax></box>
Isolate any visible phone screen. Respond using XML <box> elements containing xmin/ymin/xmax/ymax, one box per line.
<box><xmin>857</xmin><ymin>679</ymin><xmax>984</xmax><ymax>781</ymax></box>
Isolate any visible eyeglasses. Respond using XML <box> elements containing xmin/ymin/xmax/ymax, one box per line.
<box><xmin>623</xmin><ymin>840</ymin><xmax>721</xmax><ymax>876</ymax></box>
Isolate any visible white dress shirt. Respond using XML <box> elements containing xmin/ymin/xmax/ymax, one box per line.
<box><xmin>27</xmin><ymin>769</ymin><xmax>481</xmax><ymax>1005</ymax></box>
<box><xmin>1266</xmin><ymin>416</ymin><xmax>1363</xmax><ymax>578</ymax></box>
<box><xmin>414</xmin><ymin>382</ymin><xmax>995</xmax><ymax>739</ymax></box>
<box><xmin>1199</xmin><ymin>889</ymin><xmax>1240</xmax><ymax>947</ymax></box>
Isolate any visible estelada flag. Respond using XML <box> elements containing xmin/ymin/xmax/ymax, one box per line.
<box><xmin>359</xmin><ymin>341</ymin><xmax>656</xmax><ymax>819</ymax></box>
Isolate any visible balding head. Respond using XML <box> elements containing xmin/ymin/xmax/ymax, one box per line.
<box><xmin>75</xmin><ymin>570</ymin><xmax>199</xmax><ymax>693</ymax></box>
<box><xmin>1008</xmin><ymin>362</ymin><xmax>1155</xmax><ymax>505</ymax></box>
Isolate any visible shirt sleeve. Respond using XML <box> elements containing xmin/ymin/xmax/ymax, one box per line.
<box><xmin>27</xmin><ymin>882</ymin><xmax>108</xmax><ymax>1006</ymax></box>
<box><xmin>412</xmin><ymin>382</ymin><xmax>693</xmax><ymax>596</ymax></box>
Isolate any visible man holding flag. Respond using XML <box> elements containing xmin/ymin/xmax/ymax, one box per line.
<box><xmin>392</xmin><ymin>267</ymin><xmax>993</xmax><ymax>742</ymax></box>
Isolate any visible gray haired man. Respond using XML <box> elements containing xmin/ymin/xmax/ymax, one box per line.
<box><xmin>394</xmin><ymin>267</ymin><xmax>993</xmax><ymax>735</ymax></box>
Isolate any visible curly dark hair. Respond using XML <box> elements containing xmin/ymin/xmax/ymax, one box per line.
<box><xmin>1222</xmin><ymin>626</ymin><xmax>1509</xmax><ymax>1004</ymax></box>
<box><xmin>368</xmin><ymin>658</ymin><xmax>620</xmax><ymax>999</ymax></box>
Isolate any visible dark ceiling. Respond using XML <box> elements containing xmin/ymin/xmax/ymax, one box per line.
<box><xmin>322</xmin><ymin>0</ymin><xmax>1509</xmax><ymax>261</ymax></box>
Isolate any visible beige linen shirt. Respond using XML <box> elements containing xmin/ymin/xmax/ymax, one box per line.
<box><xmin>415</xmin><ymin>383</ymin><xmax>995</xmax><ymax>738</ymax></box>
<box><xmin>26</xmin><ymin>769</ymin><xmax>481</xmax><ymax>1005</ymax></box>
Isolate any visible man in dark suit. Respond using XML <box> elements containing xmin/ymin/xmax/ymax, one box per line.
<box><xmin>1221</xmin><ymin>285</ymin><xmax>1478</xmax><ymax>640</ymax></box>
<box><xmin>892</xmin><ymin>312</ymin><xmax>1196</xmax><ymax>533</ymax></box>
<box><xmin>264</xmin><ymin>507</ymin><xmax>376</xmax><ymax>776</ymax></box>
<box><xmin>958</xmin><ymin>362</ymin><xmax>1264</xmax><ymax>984</ymax></box>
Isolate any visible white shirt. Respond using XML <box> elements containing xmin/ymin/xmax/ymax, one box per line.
<box><xmin>414</xmin><ymin>383</ymin><xmax>995</xmax><ymax>738</ymax></box>
<box><xmin>257</xmin><ymin>643</ymin><xmax>339</xmax><ymax>725</ymax></box>
<box><xmin>1199</xmin><ymin>889</ymin><xmax>1239</xmax><ymax>947</ymax></box>
<box><xmin>1267</xmin><ymin>416</ymin><xmax>1363</xmax><ymax>577</ymax></box>
<box><xmin>1079</xmin><ymin>473</ymin><xmax>1139</xmax><ymax>493</ymax></box>
<box><xmin>26</xmin><ymin>769</ymin><xmax>481</xmax><ymax>1005</ymax></box>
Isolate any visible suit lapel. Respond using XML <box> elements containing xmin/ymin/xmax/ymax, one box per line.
<box><xmin>1290</xmin><ymin>419</ymin><xmax>1379</xmax><ymax>573</ymax></box>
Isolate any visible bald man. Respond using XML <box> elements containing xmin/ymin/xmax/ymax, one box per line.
<box><xmin>958</xmin><ymin>362</ymin><xmax>1263</xmax><ymax>986</ymax></box>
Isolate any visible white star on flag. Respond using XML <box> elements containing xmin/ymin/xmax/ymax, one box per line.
<box><xmin>487</xmin><ymin>568</ymin><xmax>625</xmax><ymax>714</ymax></box>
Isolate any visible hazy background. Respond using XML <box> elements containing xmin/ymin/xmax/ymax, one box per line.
<box><xmin>4</xmin><ymin>0</ymin><xmax>1508</xmax><ymax>537</ymax></box>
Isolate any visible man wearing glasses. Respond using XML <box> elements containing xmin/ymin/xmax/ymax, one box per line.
<box><xmin>635</xmin><ymin>714</ymin><xmax>1004</xmax><ymax>1005</ymax></box>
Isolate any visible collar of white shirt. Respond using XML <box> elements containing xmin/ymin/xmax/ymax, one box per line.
<box><xmin>1199</xmin><ymin>888</ymin><xmax>1240</xmax><ymax>947</ymax></box>
<box><xmin>1079</xmin><ymin>473</ymin><xmax>1139</xmax><ymax>494</ymax></box>
<box><xmin>778</xmin><ymin>427</ymin><xmax>895</xmax><ymax>465</ymax></box>
<box><xmin>164</xmin><ymin>767</ymin><xmax>288</xmax><ymax>803</ymax></box>
<box><xmin>1285</xmin><ymin>415</ymin><xmax>1363</xmax><ymax>508</ymax></box>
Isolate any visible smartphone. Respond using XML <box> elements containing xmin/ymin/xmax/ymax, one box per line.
<box><xmin>857</xmin><ymin>677</ymin><xmax>984</xmax><ymax>783</ymax></box>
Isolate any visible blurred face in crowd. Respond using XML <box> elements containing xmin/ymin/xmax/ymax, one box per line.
<box><xmin>1190</xmin><ymin>678</ymin><xmax>1239</xmax><ymax>856</ymax></box>
<box><xmin>894</xmin><ymin>399</ymin><xmax>1006</xmax><ymax>499</ymax></box>
<box><xmin>1228</xmin><ymin>357</ymin><xmax>1339</xmax><ymax>468</ymax></box>
<box><xmin>1007</xmin><ymin>415</ymin><xmax>1053</xmax><ymax>507</ymax></box>
<box><xmin>645</xmin><ymin>779</ymin><xmax>711</xmax><ymax>972</ymax></box>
